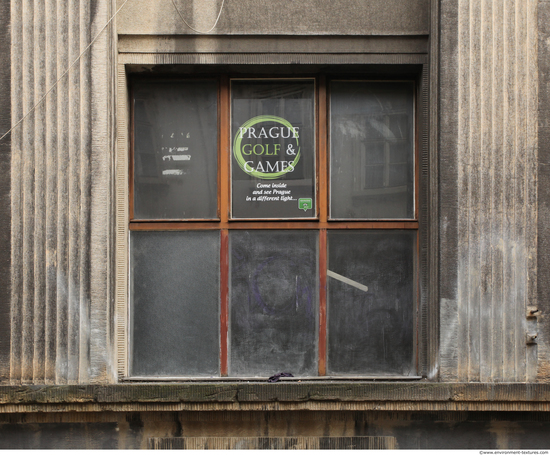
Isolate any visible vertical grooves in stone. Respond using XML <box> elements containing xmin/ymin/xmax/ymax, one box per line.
<box><xmin>32</xmin><ymin>0</ymin><xmax>47</xmax><ymax>384</ymax></box>
<box><xmin>10</xmin><ymin>0</ymin><xmax>23</xmax><ymax>384</ymax></box>
<box><xmin>536</xmin><ymin>0</ymin><xmax>549</xmax><ymax>384</ymax></box>
<box><xmin>0</xmin><ymin>0</ymin><xmax>12</xmax><ymax>382</ymax></box>
<box><xmin>56</xmin><ymin>0</ymin><xmax>69</xmax><ymax>384</ymax></box>
<box><xmin>457</xmin><ymin>0</ymin><xmax>470</xmax><ymax>382</ymax></box>
<box><xmin>519</xmin><ymin>0</ymin><xmax>537</xmax><ymax>382</ymax></box>
<box><xmin>21</xmin><ymin>0</ymin><xmax>35</xmax><ymax>385</ymax></box>
<box><xmin>479</xmin><ymin>0</ymin><xmax>493</xmax><ymax>383</ymax></box>
<box><xmin>115</xmin><ymin>63</ymin><xmax>129</xmax><ymax>379</ymax></box>
<box><xmin>67</xmin><ymin>0</ymin><xmax>81</xmax><ymax>384</ymax></box>
<box><xmin>44</xmin><ymin>0</ymin><xmax>58</xmax><ymax>385</ymax></box>
<box><xmin>89</xmin><ymin>0</ymin><xmax>115</xmax><ymax>383</ymax></box>
<box><xmin>427</xmin><ymin>0</ymin><xmax>440</xmax><ymax>380</ymax></box>
<box><xmin>525</xmin><ymin>0</ymin><xmax>538</xmax><ymax>383</ymax></box>
<box><xmin>10</xmin><ymin>0</ymin><xmax>113</xmax><ymax>384</ymax></box>
<box><xmin>78</xmin><ymin>0</ymin><xmax>92</xmax><ymax>384</ymax></box>
<box><xmin>502</xmin><ymin>0</ymin><xmax>516</xmax><ymax>381</ymax></box>
<box><xmin>419</xmin><ymin>65</ymin><xmax>429</xmax><ymax>377</ymax></box>
<box><xmin>456</xmin><ymin>0</ymin><xmax>537</xmax><ymax>381</ymax></box>
<box><xmin>438</xmin><ymin>0</ymin><xmax>460</xmax><ymax>381</ymax></box>
<box><xmin>514</xmin><ymin>0</ymin><xmax>527</xmax><ymax>381</ymax></box>
<box><xmin>467</xmin><ymin>0</ymin><xmax>481</xmax><ymax>382</ymax></box>
<box><xmin>491</xmin><ymin>0</ymin><xmax>504</xmax><ymax>383</ymax></box>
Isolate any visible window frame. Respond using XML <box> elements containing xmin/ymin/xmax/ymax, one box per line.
<box><xmin>124</xmin><ymin>69</ymin><xmax>427</xmax><ymax>381</ymax></box>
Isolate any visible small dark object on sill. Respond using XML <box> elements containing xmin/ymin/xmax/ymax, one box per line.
<box><xmin>268</xmin><ymin>373</ymin><xmax>294</xmax><ymax>383</ymax></box>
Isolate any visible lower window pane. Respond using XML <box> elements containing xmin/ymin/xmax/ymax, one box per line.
<box><xmin>130</xmin><ymin>231</ymin><xmax>220</xmax><ymax>377</ymax></box>
<box><xmin>327</xmin><ymin>231</ymin><xmax>415</xmax><ymax>376</ymax></box>
<box><xmin>229</xmin><ymin>230</ymin><xmax>319</xmax><ymax>377</ymax></box>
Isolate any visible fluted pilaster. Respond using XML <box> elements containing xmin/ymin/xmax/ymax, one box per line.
<box><xmin>440</xmin><ymin>0</ymin><xmax>538</xmax><ymax>382</ymax></box>
<box><xmin>10</xmin><ymin>0</ymin><xmax>116</xmax><ymax>384</ymax></box>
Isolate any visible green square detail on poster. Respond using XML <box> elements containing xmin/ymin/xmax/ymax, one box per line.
<box><xmin>231</xmin><ymin>80</ymin><xmax>316</xmax><ymax>219</ymax></box>
<box><xmin>299</xmin><ymin>198</ymin><xmax>313</xmax><ymax>211</ymax></box>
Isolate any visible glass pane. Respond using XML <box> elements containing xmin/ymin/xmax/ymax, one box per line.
<box><xmin>133</xmin><ymin>81</ymin><xmax>218</xmax><ymax>219</ymax></box>
<box><xmin>330</xmin><ymin>81</ymin><xmax>414</xmax><ymax>219</ymax></box>
<box><xmin>229</xmin><ymin>231</ymin><xmax>318</xmax><ymax>376</ymax></box>
<box><xmin>327</xmin><ymin>231</ymin><xmax>415</xmax><ymax>376</ymax></box>
<box><xmin>231</xmin><ymin>80</ymin><xmax>316</xmax><ymax>219</ymax></box>
<box><xmin>130</xmin><ymin>231</ymin><xmax>220</xmax><ymax>377</ymax></box>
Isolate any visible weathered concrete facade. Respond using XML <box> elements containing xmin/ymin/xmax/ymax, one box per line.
<box><xmin>9</xmin><ymin>0</ymin><xmax>116</xmax><ymax>386</ymax></box>
<box><xmin>1</xmin><ymin>0</ymin><xmax>550</xmax><ymax>449</ymax></box>
<box><xmin>439</xmin><ymin>0</ymin><xmax>540</xmax><ymax>382</ymax></box>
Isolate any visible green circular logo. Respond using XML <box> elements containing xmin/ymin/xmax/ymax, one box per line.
<box><xmin>233</xmin><ymin>115</ymin><xmax>300</xmax><ymax>180</ymax></box>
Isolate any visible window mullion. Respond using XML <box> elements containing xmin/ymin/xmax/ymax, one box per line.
<box><xmin>220</xmin><ymin>75</ymin><xmax>231</xmax><ymax>223</ymax></box>
<box><xmin>318</xmin><ymin>79</ymin><xmax>328</xmax><ymax>377</ymax></box>
<box><xmin>219</xmin><ymin>76</ymin><xmax>231</xmax><ymax>376</ymax></box>
<box><xmin>319</xmin><ymin>228</ymin><xmax>327</xmax><ymax>376</ymax></box>
<box><xmin>129</xmin><ymin>83</ymin><xmax>135</xmax><ymax>220</ymax></box>
<box><xmin>318</xmin><ymin>75</ymin><xmax>328</xmax><ymax>223</ymax></box>
<box><xmin>220</xmin><ymin>229</ymin><xmax>229</xmax><ymax>376</ymax></box>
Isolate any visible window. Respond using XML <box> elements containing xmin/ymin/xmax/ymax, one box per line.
<box><xmin>129</xmin><ymin>75</ymin><xmax>419</xmax><ymax>379</ymax></box>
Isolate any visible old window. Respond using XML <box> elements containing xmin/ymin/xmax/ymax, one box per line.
<box><xmin>129</xmin><ymin>75</ymin><xmax>418</xmax><ymax>378</ymax></box>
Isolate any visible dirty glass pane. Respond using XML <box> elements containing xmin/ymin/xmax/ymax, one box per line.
<box><xmin>229</xmin><ymin>230</ymin><xmax>318</xmax><ymax>376</ymax></box>
<box><xmin>330</xmin><ymin>81</ymin><xmax>414</xmax><ymax>219</ymax></box>
<box><xmin>231</xmin><ymin>80</ymin><xmax>316</xmax><ymax>219</ymax></box>
<box><xmin>130</xmin><ymin>231</ymin><xmax>220</xmax><ymax>377</ymax></box>
<box><xmin>327</xmin><ymin>231</ymin><xmax>415</xmax><ymax>376</ymax></box>
<box><xmin>133</xmin><ymin>81</ymin><xmax>218</xmax><ymax>219</ymax></box>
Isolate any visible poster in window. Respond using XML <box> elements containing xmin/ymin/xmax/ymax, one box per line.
<box><xmin>231</xmin><ymin>80</ymin><xmax>316</xmax><ymax>219</ymax></box>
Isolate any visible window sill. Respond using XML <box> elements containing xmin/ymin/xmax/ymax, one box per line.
<box><xmin>122</xmin><ymin>376</ymin><xmax>423</xmax><ymax>382</ymax></box>
<box><xmin>0</xmin><ymin>383</ymin><xmax>549</xmax><ymax>413</ymax></box>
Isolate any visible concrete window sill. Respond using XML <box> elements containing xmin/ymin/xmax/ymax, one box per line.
<box><xmin>0</xmin><ymin>383</ymin><xmax>549</xmax><ymax>413</ymax></box>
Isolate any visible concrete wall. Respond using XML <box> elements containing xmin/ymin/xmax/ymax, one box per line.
<box><xmin>439</xmin><ymin>0</ymin><xmax>541</xmax><ymax>382</ymax></box>
<box><xmin>5</xmin><ymin>0</ymin><xmax>433</xmax><ymax>385</ymax></box>
<box><xmin>2</xmin><ymin>0</ymin><xmax>550</xmax><ymax>448</ymax></box>
<box><xmin>537</xmin><ymin>0</ymin><xmax>550</xmax><ymax>382</ymax></box>
<box><xmin>1</xmin><ymin>411</ymin><xmax>550</xmax><ymax>449</ymax></box>
<box><xmin>116</xmin><ymin>0</ymin><xmax>430</xmax><ymax>36</ymax></box>
<box><xmin>116</xmin><ymin>0</ymin><xmax>544</xmax><ymax>384</ymax></box>
<box><xmin>8</xmin><ymin>0</ymin><xmax>116</xmax><ymax>384</ymax></box>
<box><xmin>0</xmin><ymin>0</ymin><xmax>12</xmax><ymax>383</ymax></box>
<box><xmin>2</xmin><ymin>0</ymin><xmax>547</xmax><ymax>385</ymax></box>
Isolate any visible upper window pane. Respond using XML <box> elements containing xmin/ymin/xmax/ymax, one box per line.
<box><xmin>330</xmin><ymin>81</ymin><xmax>414</xmax><ymax>219</ymax></box>
<box><xmin>133</xmin><ymin>80</ymin><xmax>218</xmax><ymax>220</ymax></box>
<box><xmin>231</xmin><ymin>80</ymin><xmax>316</xmax><ymax>219</ymax></box>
